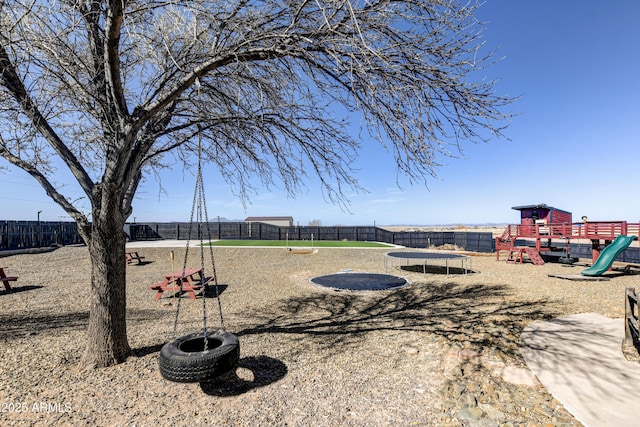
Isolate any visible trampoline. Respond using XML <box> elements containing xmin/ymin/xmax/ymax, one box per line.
<box><xmin>384</xmin><ymin>251</ymin><xmax>472</xmax><ymax>275</ymax></box>
<box><xmin>310</xmin><ymin>272</ymin><xmax>408</xmax><ymax>291</ymax></box>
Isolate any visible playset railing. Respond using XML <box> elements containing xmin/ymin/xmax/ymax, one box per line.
<box><xmin>499</xmin><ymin>221</ymin><xmax>640</xmax><ymax>243</ymax></box>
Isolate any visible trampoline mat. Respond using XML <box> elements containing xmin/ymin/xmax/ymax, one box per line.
<box><xmin>310</xmin><ymin>273</ymin><xmax>408</xmax><ymax>291</ymax></box>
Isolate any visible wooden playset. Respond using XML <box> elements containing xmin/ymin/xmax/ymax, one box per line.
<box><xmin>496</xmin><ymin>203</ymin><xmax>639</xmax><ymax>266</ymax></box>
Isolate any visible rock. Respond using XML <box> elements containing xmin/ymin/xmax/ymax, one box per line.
<box><xmin>459</xmin><ymin>391</ymin><xmax>478</xmax><ymax>407</ymax></box>
<box><xmin>499</xmin><ymin>366</ymin><xmax>539</xmax><ymax>387</ymax></box>
<box><xmin>402</xmin><ymin>345</ymin><xmax>419</xmax><ymax>354</ymax></box>
<box><xmin>458</xmin><ymin>405</ymin><xmax>485</xmax><ymax>420</ymax></box>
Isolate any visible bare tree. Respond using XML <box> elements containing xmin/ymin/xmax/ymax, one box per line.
<box><xmin>308</xmin><ymin>219</ymin><xmax>322</xmax><ymax>227</ymax></box>
<box><xmin>0</xmin><ymin>0</ymin><xmax>512</xmax><ymax>367</ymax></box>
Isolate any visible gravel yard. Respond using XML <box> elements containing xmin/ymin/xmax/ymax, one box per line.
<box><xmin>1</xmin><ymin>244</ymin><xmax>637</xmax><ymax>426</ymax></box>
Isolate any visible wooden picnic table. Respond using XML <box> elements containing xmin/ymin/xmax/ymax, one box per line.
<box><xmin>0</xmin><ymin>267</ymin><xmax>19</xmax><ymax>291</ymax></box>
<box><xmin>149</xmin><ymin>267</ymin><xmax>210</xmax><ymax>300</ymax></box>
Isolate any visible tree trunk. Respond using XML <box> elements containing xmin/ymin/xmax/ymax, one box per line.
<box><xmin>81</xmin><ymin>208</ymin><xmax>131</xmax><ymax>368</ymax></box>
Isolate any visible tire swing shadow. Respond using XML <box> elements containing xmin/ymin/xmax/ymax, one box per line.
<box><xmin>199</xmin><ymin>355</ymin><xmax>288</xmax><ymax>396</ymax></box>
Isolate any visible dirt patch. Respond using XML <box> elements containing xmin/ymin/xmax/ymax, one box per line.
<box><xmin>1</xmin><ymin>245</ymin><xmax>633</xmax><ymax>425</ymax></box>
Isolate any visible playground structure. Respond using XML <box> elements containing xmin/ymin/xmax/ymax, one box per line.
<box><xmin>581</xmin><ymin>235</ymin><xmax>638</xmax><ymax>276</ymax></box>
<box><xmin>496</xmin><ymin>204</ymin><xmax>640</xmax><ymax>268</ymax></box>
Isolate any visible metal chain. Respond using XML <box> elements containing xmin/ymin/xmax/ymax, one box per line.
<box><xmin>170</xmin><ymin>77</ymin><xmax>226</xmax><ymax>351</ymax></box>
<box><xmin>196</xmin><ymin>168</ymin><xmax>208</xmax><ymax>346</ymax></box>
<box><xmin>171</xmin><ymin>163</ymin><xmax>198</xmax><ymax>339</ymax></box>
<box><xmin>198</xmin><ymin>165</ymin><xmax>225</xmax><ymax>331</ymax></box>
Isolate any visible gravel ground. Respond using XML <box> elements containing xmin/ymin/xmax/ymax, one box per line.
<box><xmin>1</xmin><ymin>244</ymin><xmax>638</xmax><ymax>426</ymax></box>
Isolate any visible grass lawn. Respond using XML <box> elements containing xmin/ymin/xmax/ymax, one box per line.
<box><xmin>207</xmin><ymin>240</ymin><xmax>392</xmax><ymax>248</ymax></box>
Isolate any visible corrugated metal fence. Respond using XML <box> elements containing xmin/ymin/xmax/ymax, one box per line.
<box><xmin>126</xmin><ymin>222</ymin><xmax>496</xmax><ymax>253</ymax></box>
<box><xmin>0</xmin><ymin>221</ymin><xmax>84</xmax><ymax>250</ymax></box>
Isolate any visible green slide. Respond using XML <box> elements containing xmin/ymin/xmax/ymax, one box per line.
<box><xmin>581</xmin><ymin>235</ymin><xmax>637</xmax><ymax>276</ymax></box>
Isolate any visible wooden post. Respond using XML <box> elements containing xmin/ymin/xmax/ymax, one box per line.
<box><xmin>591</xmin><ymin>240</ymin><xmax>601</xmax><ymax>264</ymax></box>
<box><xmin>624</xmin><ymin>287</ymin><xmax>638</xmax><ymax>346</ymax></box>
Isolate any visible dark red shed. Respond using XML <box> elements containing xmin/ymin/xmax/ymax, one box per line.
<box><xmin>511</xmin><ymin>204</ymin><xmax>572</xmax><ymax>227</ymax></box>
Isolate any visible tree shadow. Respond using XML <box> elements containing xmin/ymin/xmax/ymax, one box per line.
<box><xmin>234</xmin><ymin>281</ymin><xmax>559</xmax><ymax>359</ymax></box>
<box><xmin>0</xmin><ymin>311</ymin><xmax>89</xmax><ymax>340</ymax></box>
<box><xmin>131</xmin><ymin>342</ymin><xmax>165</xmax><ymax>357</ymax></box>
<box><xmin>199</xmin><ymin>355</ymin><xmax>288</xmax><ymax>396</ymax></box>
<box><xmin>0</xmin><ymin>246</ymin><xmax>59</xmax><ymax>258</ymax></box>
<box><xmin>0</xmin><ymin>308</ymin><xmax>165</xmax><ymax>341</ymax></box>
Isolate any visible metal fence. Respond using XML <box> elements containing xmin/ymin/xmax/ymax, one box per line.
<box><xmin>0</xmin><ymin>220</ymin><xmax>84</xmax><ymax>250</ymax></box>
<box><xmin>569</xmin><ymin>243</ymin><xmax>640</xmax><ymax>264</ymax></box>
<box><xmin>511</xmin><ymin>238</ymin><xmax>640</xmax><ymax>264</ymax></box>
<box><xmin>126</xmin><ymin>222</ymin><xmax>497</xmax><ymax>253</ymax></box>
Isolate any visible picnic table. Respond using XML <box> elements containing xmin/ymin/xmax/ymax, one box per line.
<box><xmin>126</xmin><ymin>251</ymin><xmax>146</xmax><ymax>265</ymax></box>
<box><xmin>0</xmin><ymin>267</ymin><xmax>19</xmax><ymax>291</ymax></box>
<box><xmin>149</xmin><ymin>267</ymin><xmax>210</xmax><ymax>300</ymax></box>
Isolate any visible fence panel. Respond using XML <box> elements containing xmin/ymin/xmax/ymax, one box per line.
<box><xmin>129</xmin><ymin>224</ymin><xmax>162</xmax><ymax>240</ymax></box>
<box><xmin>454</xmin><ymin>233</ymin><xmax>467</xmax><ymax>249</ymax></box>
<box><xmin>428</xmin><ymin>232</ymin><xmax>444</xmax><ymax>247</ymax></box>
<box><xmin>155</xmin><ymin>223</ymin><xmax>179</xmax><ymax>240</ymax></box>
<box><xmin>298</xmin><ymin>227</ymin><xmax>319</xmax><ymax>241</ymax></box>
<box><xmin>257</xmin><ymin>223</ymin><xmax>280</xmax><ymax>240</ymax></box>
<box><xmin>355</xmin><ymin>227</ymin><xmax>377</xmax><ymax>242</ymax></box>
<box><xmin>0</xmin><ymin>220</ymin><xmax>83</xmax><ymax>250</ymax></box>
<box><xmin>411</xmin><ymin>232</ymin><xmax>429</xmax><ymax>248</ymax></box>
<box><xmin>336</xmin><ymin>227</ymin><xmax>357</xmax><ymax>241</ymax></box>
<box><xmin>474</xmin><ymin>233</ymin><xmax>496</xmax><ymax>253</ymax></box>
<box><xmin>317</xmin><ymin>227</ymin><xmax>338</xmax><ymax>241</ymax></box>
<box><xmin>375</xmin><ymin>229</ymin><xmax>394</xmax><ymax>245</ymax></box>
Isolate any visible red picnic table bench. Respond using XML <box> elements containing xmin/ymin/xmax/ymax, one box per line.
<box><xmin>0</xmin><ymin>267</ymin><xmax>19</xmax><ymax>291</ymax></box>
<box><xmin>126</xmin><ymin>251</ymin><xmax>146</xmax><ymax>265</ymax></box>
<box><xmin>149</xmin><ymin>267</ymin><xmax>211</xmax><ymax>300</ymax></box>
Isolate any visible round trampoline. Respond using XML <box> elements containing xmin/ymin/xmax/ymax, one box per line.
<box><xmin>310</xmin><ymin>272</ymin><xmax>408</xmax><ymax>291</ymax></box>
<box><xmin>384</xmin><ymin>251</ymin><xmax>472</xmax><ymax>275</ymax></box>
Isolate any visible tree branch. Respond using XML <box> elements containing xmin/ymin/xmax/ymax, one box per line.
<box><xmin>104</xmin><ymin>0</ymin><xmax>129</xmax><ymax>116</ymax></box>
<box><xmin>0</xmin><ymin>43</ymin><xmax>95</xmax><ymax>197</ymax></box>
<box><xmin>0</xmin><ymin>143</ymin><xmax>89</xmax><ymax>231</ymax></box>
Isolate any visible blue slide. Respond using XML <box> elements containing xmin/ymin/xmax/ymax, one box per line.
<box><xmin>581</xmin><ymin>235</ymin><xmax>637</xmax><ymax>276</ymax></box>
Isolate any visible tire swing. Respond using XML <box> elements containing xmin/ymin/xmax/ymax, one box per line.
<box><xmin>159</xmin><ymin>80</ymin><xmax>239</xmax><ymax>383</ymax></box>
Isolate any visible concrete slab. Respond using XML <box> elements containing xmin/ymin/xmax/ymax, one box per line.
<box><xmin>126</xmin><ymin>240</ymin><xmax>193</xmax><ymax>248</ymax></box>
<box><xmin>520</xmin><ymin>313</ymin><xmax>640</xmax><ymax>427</ymax></box>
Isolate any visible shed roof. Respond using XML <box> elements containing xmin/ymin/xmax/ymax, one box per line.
<box><xmin>244</xmin><ymin>216</ymin><xmax>293</xmax><ymax>222</ymax></box>
<box><xmin>511</xmin><ymin>204</ymin><xmax>571</xmax><ymax>214</ymax></box>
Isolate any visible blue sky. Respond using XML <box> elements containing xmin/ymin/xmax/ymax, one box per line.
<box><xmin>2</xmin><ymin>1</ymin><xmax>640</xmax><ymax>226</ymax></box>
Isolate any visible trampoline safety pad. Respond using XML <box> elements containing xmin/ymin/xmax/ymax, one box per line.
<box><xmin>310</xmin><ymin>272</ymin><xmax>408</xmax><ymax>291</ymax></box>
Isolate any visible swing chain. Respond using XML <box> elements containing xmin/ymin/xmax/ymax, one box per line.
<box><xmin>171</xmin><ymin>77</ymin><xmax>226</xmax><ymax>348</ymax></box>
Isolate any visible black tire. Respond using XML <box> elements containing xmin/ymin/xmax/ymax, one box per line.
<box><xmin>159</xmin><ymin>331</ymin><xmax>240</xmax><ymax>383</ymax></box>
